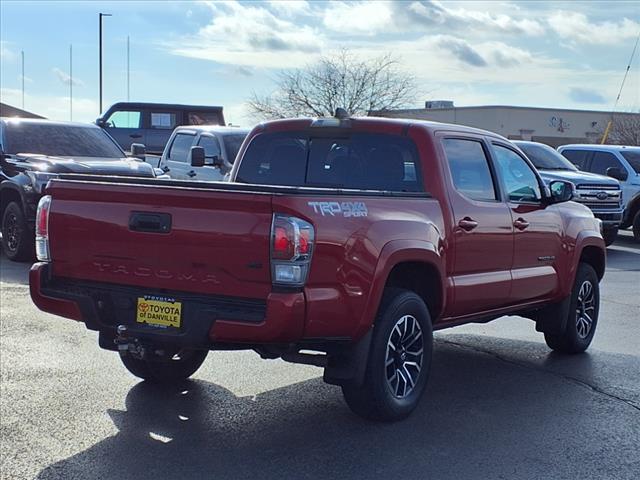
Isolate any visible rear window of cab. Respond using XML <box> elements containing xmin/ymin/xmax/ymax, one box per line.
<box><xmin>236</xmin><ymin>131</ymin><xmax>423</xmax><ymax>192</ymax></box>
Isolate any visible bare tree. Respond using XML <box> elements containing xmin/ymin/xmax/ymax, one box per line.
<box><xmin>248</xmin><ymin>50</ymin><xmax>417</xmax><ymax>120</ymax></box>
<box><xmin>598</xmin><ymin>113</ymin><xmax>640</xmax><ymax>146</ymax></box>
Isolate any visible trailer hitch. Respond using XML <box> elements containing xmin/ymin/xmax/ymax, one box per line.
<box><xmin>114</xmin><ymin>325</ymin><xmax>169</xmax><ymax>360</ymax></box>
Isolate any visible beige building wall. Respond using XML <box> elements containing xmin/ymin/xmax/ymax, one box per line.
<box><xmin>373</xmin><ymin>106</ymin><xmax>639</xmax><ymax>148</ymax></box>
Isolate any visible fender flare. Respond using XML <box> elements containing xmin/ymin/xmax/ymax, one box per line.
<box><xmin>564</xmin><ymin>231</ymin><xmax>606</xmax><ymax>297</ymax></box>
<box><xmin>355</xmin><ymin>239</ymin><xmax>445</xmax><ymax>339</ymax></box>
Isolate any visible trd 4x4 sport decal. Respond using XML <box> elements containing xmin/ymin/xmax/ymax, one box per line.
<box><xmin>307</xmin><ymin>201</ymin><xmax>368</xmax><ymax>217</ymax></box>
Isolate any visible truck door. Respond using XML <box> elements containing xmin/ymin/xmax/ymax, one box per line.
<box><xmin>163</xmin><ymin>131</ymin><xmax>196</xmax><ymax>180</ymax></box>
<box><xmin>491</xmin><ymin>143</ymin><xmax>564</xmax><ymax>303</ymax></box>
<box><xmin>146</xmin><ymin>110</ymin><xmax>180</xmax><ymax>154</ymax></box>
<box><xmin>441</xmin><ymin>137</ymin><xmax>514</xmax><ymax>317</ymax></box>
<box><xmin>101</xmin><ymin>108</ymin><xmax>144</xmax><ymax>153</ymax></box>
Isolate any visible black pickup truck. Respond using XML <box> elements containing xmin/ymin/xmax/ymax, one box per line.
<box><xmin>0</xmin><ymin>118</ymin><xmax>156</xmax><ymax>261</ymax></box>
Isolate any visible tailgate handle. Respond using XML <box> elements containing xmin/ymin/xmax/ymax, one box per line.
<box><xmin>129</xmin><ymin>212</ymin><xmax>172</xmax><ymax>234</ymax></box>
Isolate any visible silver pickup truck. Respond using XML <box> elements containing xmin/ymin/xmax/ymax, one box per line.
<box><xmin>157</xmin><ymin>126</ymin><xmax>249</xmax><ymax>182</ymax></box>
<box><xmin>514</xmin><ymin>141</ymin><xmax>623</xmax><ymax>246</ymax></box>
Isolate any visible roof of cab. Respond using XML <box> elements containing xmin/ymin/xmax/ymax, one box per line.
<box><xmin>173</xmin><ymin>125</ymin><xmax>250</xmax><ymax>135</ymax></box>
<box><xmin>558</xmin><ymin>144</ymin><xmax>640</xmax><ymax>151</ymax></box>
<box><xmin>257</xmin><ymin>115</ymin><xmax>508</xmax><ymax>141</ymax></box>
<box><xmin>104</xmin><ymin>102</ymin><xmax>223</xmax><ymax>112</ymax></box>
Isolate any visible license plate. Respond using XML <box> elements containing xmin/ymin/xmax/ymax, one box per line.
<box><xmin>136</xmin><ymin>296</ymin><xmax>182</xmax><ymax>328</ymax></box>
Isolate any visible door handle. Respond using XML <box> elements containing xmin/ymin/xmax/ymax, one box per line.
<box><xmin>513</xmin><ymin>218</ymin><xmax>530</xmax><ymax>230</ymax></box>
<box><xmin>129</xmin><ymin>133</ymin><xmax>142</xmax><ymax>139</ymax></box>
<box><xmin>458</xmin><ymin>217</ymin><xmax>478</xmax><ymax>231</ymax></box>
<box><xmin>187</xmin><ymin>170</ymin><xmax>197</xmax><ymax>177</ymax></box>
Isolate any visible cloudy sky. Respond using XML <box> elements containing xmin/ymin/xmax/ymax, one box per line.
<box><xmin>1</xmin><ymin>1</ymin><xmax>639</xmax><ymax>125</ymax></box>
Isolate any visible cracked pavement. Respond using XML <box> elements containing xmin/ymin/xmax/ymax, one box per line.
<box><xmin>1</xmin><ymin>230</ymin><xmax>639</xmax><ymax>480</ymax></box>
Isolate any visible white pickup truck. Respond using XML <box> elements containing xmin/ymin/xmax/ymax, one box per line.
<box><xmin>157</xmin><ymin>126</ymin><xmax>249</xmax><ymax>182</ymax></box>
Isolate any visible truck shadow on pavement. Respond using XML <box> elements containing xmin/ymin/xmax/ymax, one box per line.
<box><xmin>35</xmin><ymin>338</ymin><xmax>640</xmax><ymax>480</ymax></box>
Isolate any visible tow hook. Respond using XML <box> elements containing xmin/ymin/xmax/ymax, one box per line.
<box><xmin>115</xmin><ymin>325</ymin><xmax>146</xmax><ymax>359</ymax></box>
<box><xmin>114</xmin><ymin>325</ymin><xmax>167</xmax><ymax>360</ymax></box>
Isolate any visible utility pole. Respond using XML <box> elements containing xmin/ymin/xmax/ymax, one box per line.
<box><xmin>127</xmin><ymin>35</ymin><xmax>130</xmax><ymax>102</ymax></box>
<box><xmin>99</xmin><ymin>12</ymin><xmax>112</xmax><ymax>115</ymax></box>
<box><xmin>70</xmin><ymin>44</ymin><xmax>73</xmax><ymax>121</ymax></box>
<box><xmin>21</xmin><ymin>50</ymin><xmax>24</xmax><ymax>109</ymax></box>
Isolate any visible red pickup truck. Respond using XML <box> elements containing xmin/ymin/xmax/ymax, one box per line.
<box><xmin>30</xmin><ymin>114</ymin><xmax>606</xmax><ymax>421</ymax></box>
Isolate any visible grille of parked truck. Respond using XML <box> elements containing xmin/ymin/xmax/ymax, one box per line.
<box><xmin>30</xmin><ymin>112</ymin><xmax>606</xmax><ymax>421</ymax></box>
<box><xmin>514</xmin><ymin>141</ymin><xmax>623</xmax><ymax>246</ymax></box>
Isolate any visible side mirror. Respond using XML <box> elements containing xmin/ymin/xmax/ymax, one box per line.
<box><xmin>96</xmin><ymin>117</ymin><xmax>106</xmax><ymax>127</ymax></box>
<box><xmin>548</xmin><ymin>180</ymin><xmax>574</xmax><ymax>204</ymax></box>
<box><xmin>206</xmin><ymin>154</ymin><xmax>225</xmax><ymax>168</ymax></box>
<box><xmin>606</xmin><ymin>166</ymin><xmax>627</xmax><ymax>182</ymax></box>
<box><xmin>130</xmin><ymin>143</ymin><xmax>146</xmax><ymax>160</ymax></box>
<box><xmin>189</xmin><ymin>146</ymin><xmax>205</xmax><ymax>167</ymax></box>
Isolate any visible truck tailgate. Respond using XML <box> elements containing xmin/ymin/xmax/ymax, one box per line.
<box><xmin>47</xmin><ymin>179</ymin><xmax>274</xmax><ymax>300</ymax></box>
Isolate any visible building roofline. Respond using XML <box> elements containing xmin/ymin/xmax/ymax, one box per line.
<box><xmin>371</xmin><ymin>105</ymin><xmax>640</xmax><ymax>116</ymax></box>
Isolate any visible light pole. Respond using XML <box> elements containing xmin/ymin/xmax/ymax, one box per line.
<box><xmin>99</xmin><ymin>12</ymin><xmax>112</xmax><ymax>115</ymax></box>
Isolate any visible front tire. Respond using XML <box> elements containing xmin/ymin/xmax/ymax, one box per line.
<box><xmin>120</xmin><ymin>349</ymin><xmax>208</xmax><ymax>383</ymax></box>
<box><xmin>544</xmin><ymin>263</ymin><xmax>599</xmax><ymax>353</ymax></box>
<box><xmin>633</xmin><ymin>211</ymin><xmax>640</xmax><ymax>242</ymax></box>
<box><xmin>342</xmin><ymin>289</ymin><xmax>433</xmax><ymax>421</ymax></box>
<box><xmin>1</xmin><ymin>201</ymin><xmax>34</xmax><ymax>262</ymax></box>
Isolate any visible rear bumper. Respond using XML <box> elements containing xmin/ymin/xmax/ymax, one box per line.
<box><xmin>29</xmin><ymin>262</ymin><xmax>305</xmax><ymax>347</ymax></box>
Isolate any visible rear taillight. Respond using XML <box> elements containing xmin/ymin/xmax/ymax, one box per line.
<box><xmin>35</xmin><ymin>195</ymin><xmax>51</xmax><ymax>262</ymax></box>
<box><xmin>271</xmin><ymin>214</ymin><xmax>314</xmax><ymax>286</ymax></box>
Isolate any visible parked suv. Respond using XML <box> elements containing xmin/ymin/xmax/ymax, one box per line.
<box><xmin>96</xmin><ymin>102</ymin><xmax>225</xmax><ymax>155</ymax></box>
<box><xmin>0</xmin><ymin>118</ymin><xmax>156</xmax><ymax>261</ymax></box>
<box><xmin>31</xmin><ymin>114</ymin><xmax>605</xmax><ymax>421</ymax></box>
<box><xmin>159</xmin><ymin>126</ymin><xmax>249</xmax><ymax>181</ymax></box>
<box><xmin>514</xmin><ymin>141</ymin><xmax>623</xmax><ymax>246</ymax></box>
<box><xmin>558</xmin><ymin>144</ymin><xmax>640</xmax><ymax>241</ymax></box>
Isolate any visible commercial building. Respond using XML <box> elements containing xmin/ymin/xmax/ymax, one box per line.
<box><xmin>0</xmin><ymin>103</ymin><xmax>45</xmax><ymax>119</ymax></box>
<box><xmin>371</xmin><ymin>103</ymin><xmax>639</xmax><ymax>147</ymax></box>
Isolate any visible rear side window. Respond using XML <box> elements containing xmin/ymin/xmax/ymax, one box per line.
<box><xmin>236</xmin><ymin>132</ymin><xmax>423</xmax><ymax>192</ymax></box>
<box><xmin>188</xmin><ymin>111</ymin><xmax>222</xmax><ymax>125</ymax></box>
<box><xmin>590</xmin><ymin>151</ymin><xmax>624</xmax><ymax>176</ymax></box>
<box><xmin>442</xmin><ymin>138</ymin><xmax>496</xmax><ymax>201</ymax></box>
<box><xmin>150</xmin><ymin>112</ymin><xmax>177</xmax><ymax>129</ymax></box>
<box><xmin>560</xmin><ymin>149</ymin><xmax>589</xmax><ymax>169</ymax></box>
<box><xmin>168</xmin><ymin>133</ymin><xmax>195</xmax><ymax>162</ymax></box>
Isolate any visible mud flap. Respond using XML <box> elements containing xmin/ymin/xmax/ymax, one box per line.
<box><xmin>323</xmin><ymin>329</ymin><xmax>372</xmax><ymax>387</ymax></box>
<box><xmin>534</xmin><ymin>294</ymin><xmax>571</xmax><ymax>335</ymax></box>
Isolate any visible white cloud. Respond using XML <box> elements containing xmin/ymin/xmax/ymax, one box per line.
<box><xmin>1</xmin><ymin>41</ymin><xmax>17</xmax><ymax>61</ymax></box>
<box><xmin>52</xmin><ymin>67</ymin><xmax>84</xmax><ymax>87</ymax></box>
<box><xmin>548</xmin><ymin>11</ymin><xmax>640</xmax><ymax>45</ymax></box>
<box><xmin>169</xmin><ymin>1</ymin><xmax>324</xmax><ymax>68</ymax></box>
<box><xmin>398</xmin><ymin>1</ymin><xmax>545</xmax><ymax>36</ymax></box>
<box><xmin>268</xmin><ymin>1</ymin><xmax>310</xmax><ymax>17</ymax></box>
<box><xmin>323</xmin><ymin>1</ymin><xmax>393</xmax><ymax>34</ymax></box>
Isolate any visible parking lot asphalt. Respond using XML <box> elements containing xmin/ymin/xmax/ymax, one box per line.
<box><xmin>1</xmin><ymin>231</ymin><xmax>639</xmax><ymax>480</ymax></box>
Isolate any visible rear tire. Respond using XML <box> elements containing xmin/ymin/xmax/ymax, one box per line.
<box><xmin>544</xmin><ymin>263</ymin><xmax>599</xmax><ymax>353</ymax></box>
<box><xmin>1</xmin><ymin>201</ymin><xmax>34</xmax><ymax>262</ymax></box>
<box><xmin>120</xmin><ymin>349</ymin><xmax>208</xmax><ymax>383</ymax></box>
<box><xmin>602</xmin><ymin>227</ymin><xmax>617</xmax><ymax>247</ymax></box>
<box><xmin>342</xmin><ymin>289</ymin><xmax>433</xmax><ymax>421</ymax></box>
